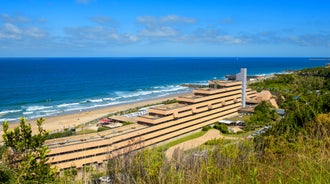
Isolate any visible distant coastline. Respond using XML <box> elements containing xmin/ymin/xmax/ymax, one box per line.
<box><xmin>309</xmin><ymin>58</ymin><xmax>330</xmax><ymax>61</ymax></box>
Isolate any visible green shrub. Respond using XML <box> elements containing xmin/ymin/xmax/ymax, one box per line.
<box><xmin>204</xmin><ymin>138</ymin><xmax>224</xmax><ymax>145</ymax></box>
<box><xmin>122</xmin><ymin>121</ymin><xmax>133</xmax><ymax>126</ymax></box>
<box><xmin>46</xmin><ymin>128</ymin><xmax>74</xmax><ymax>140</ymax></box>
<box><xmin>90</xmin><ymin>172</ymin><xmax>104</xmax><ymax>183</ymax></box>
<box><xmin>162</xmin><ymin>99</ymin><xmax>178</xmax><ymax>104</ymax></box>
<box><xmin>219</xmin><ymin>124</ymin><xmax>229</xmax><ymax>134</ymax></box>
<box><xmin>235</xmin><ymin>130</ymin><xmax>245</xmax><ymax>135</ymax></box>
<box><xmin>213</xmin><ymin>123</ymin><xmax>229</xmax><ymax>134</ymax></box>
<box><xmin>97</xmin><ymin>126</ymin><xmax>110</xmax><ymax>132</ymax></box>
<box><xmin>0</xmin><ymin>145</ymin><xmax>7</xmax><ymax>160</ymax></box>
<box><xmin>0</xmin><ymin>164</ymin><xmax>15</xmax><ymax>183</ymax></box>
<box><xmin>202</xmin><ymin>125</ymin><xmax>212</xmax><ymax>131</ymax></box>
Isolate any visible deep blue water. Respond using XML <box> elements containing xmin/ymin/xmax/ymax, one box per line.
<box><xmin>0</xmin><ymin>57</ymin><xmax>327</xmax><ymax>122</ymax></box>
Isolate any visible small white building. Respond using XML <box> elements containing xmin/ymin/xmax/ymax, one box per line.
<box><xmin>218</xmin><ymin>120</ymin><xmax>236</xmax><ymax>126</ymax></box>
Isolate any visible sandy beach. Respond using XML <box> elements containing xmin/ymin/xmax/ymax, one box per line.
<box><xmin>0</xmin><ymin>94</ymin><xmax>186</xmax><ymax>142</ymax></box>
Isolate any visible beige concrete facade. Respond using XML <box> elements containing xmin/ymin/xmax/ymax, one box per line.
<box><xmin>47</xmin><ymin>80</ymin><xmax>250</xmax><ymax>170</ymax></box>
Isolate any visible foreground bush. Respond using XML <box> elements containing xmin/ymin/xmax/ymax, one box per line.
<box><xmin>2</xmin><ymin>118</ymin><xmax>57</xmax><ymax>183</ymax></box>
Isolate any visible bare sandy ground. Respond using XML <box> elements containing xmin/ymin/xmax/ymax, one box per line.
<box><xmin>0</xmin><ymin>95</ymin><xmax>183</xmax><ymax>142</ymax></box>
<box><xmin>165</xmin><ymin>129</ymin><xmax>241</xmax><ymax>160</ymax></box>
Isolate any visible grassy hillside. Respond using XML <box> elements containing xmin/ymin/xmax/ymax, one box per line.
<box><xmin>103</xmin><ymin>67</ymin><xmax>330</xmax><ymax>184</ymax></box>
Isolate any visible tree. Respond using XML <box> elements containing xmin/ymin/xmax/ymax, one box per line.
<box><xmin>245</xmin><ymin>101</ymin><xmax>279</xmax><ymax>130</ymax></box>
<box><xmin>2</xmin><ymin>117</ymin><xmax>57</xmax><ymax>183</ymax></box>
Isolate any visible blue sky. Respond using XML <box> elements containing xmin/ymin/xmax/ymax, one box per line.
<box><xmin>0</xmin><ymin>0</ymin><xmax>329</xmax><ymax>57</ymax></box>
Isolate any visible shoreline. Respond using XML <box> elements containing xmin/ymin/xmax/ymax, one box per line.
<box><xmin>0</xmin><ymin>92</ymin><xmax>189</xmax><ymax>141</ymax></box>
<box><xmin>0</xmin><ymin>71</ymin><xmax>283</xmax><ymax>134</ymax></box>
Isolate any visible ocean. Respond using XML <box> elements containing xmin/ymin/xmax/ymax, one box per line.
<box><xmin>0</xmin><ymin>57</ymin><xmax>327</xmax><ymax>122</ymax></box>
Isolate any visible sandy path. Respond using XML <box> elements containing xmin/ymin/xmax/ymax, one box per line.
<box><xmin>165</xmin><ymin>129</ymin><xmax>241</xmax><ymax>160</ymax></box>
<box><xmin>0</xmin><ymin>94</ymin><xmax>185</xmax><ymax>142</ymax></box>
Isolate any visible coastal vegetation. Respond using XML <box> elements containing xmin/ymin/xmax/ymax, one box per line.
<box><xmin>213</xmin><ymin>122</ymin><xmax>229</xmax><ymax>134</ymax></box>
<box><xmin>97</xmin><ymin>126</ymin><xmax>110</xmax><ymax>132</ymax></box>
<box><xmin>202</xmin><ymin>125</ymin><xmax>212</xmax><ymax>131</ymax></box>
<box><xmin>46</xmin><ymin>128</ymin><xmax>74</xmax><ymax>140</ymax></box>
<box><xmin>1</xmin><ymin>118</ymin><xmax>57</xmax><ymax>183</ymax></box>
<box><xmin>162</xmin><ymin>99</ymin><xmax>178</xmax><ymax>105</ymax></box>
<box><xmin>244</xmin><ymin>101</ymin><xmax>279</xmax><ymax>131</ymax></box>
<box><xmin>101</xmin><ymin>66</ymin><xmax>330</xmax><ymax>183</ymax></box>
<box><xmin>0</xmin><ymin>66</ymin><xmax>329</xmax><ymax>183</ymax></box>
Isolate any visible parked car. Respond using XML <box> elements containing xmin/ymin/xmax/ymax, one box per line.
<box><xmin>236</xmin><ymin>121</ymin><xmax>245</xmax><ymax>126</ymax></box>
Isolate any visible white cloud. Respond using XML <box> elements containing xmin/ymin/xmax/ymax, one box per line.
<box><xmin>0</xmin><ymin>13</ymin><xmax>49</xmax><ymax>42</ymax></box>
<box><xmin>136</xmin><ymin>15</ymin><xmax>196</xmax><ymax>40</ymax></box>
<box><xmin>89</xmin><ymin>16</ymin><xmax>120</xmax><ymax>32</ymax></box>
<box><xmin>215</xmin><ymin>35</ymin><xmax>243</xmax><ymax>44</ymax></box>
<box><xmin>239</xmin><ymin>31</ymin><xmax>330</xmax><ymax>47</ymax></box>
<box><xmin>139</xmin><ymin>27</ymin><xmax>178</xmax><ymax>38</ymax></box>
<box><xmin>64</xmin><ymin>25</ymin><xmax>138</xmax><ymax>47</ymax></box>
<box><xmin>185</xmin><ymin>28</ymin><xmax>244</xmax><ymax>44</ymax></box>
<box><xmin>285</xmin><ymin>33</ymin><xmax>330</xmax><ymax>47</ymax></box>
<box><xmin>5</xmin><ymin>23</ymin><xmax>21</xmax><ymax>34</ymax></box>
<box><xmin>0</xmin><ymin>22</ymin><xmax>48</xmax><ymax>40</ymax></box>
<box><xmin>137</xmin><ymin>15</ymin><xmax>196</xmax><ymax>29</ymax></box>
<box><xmin>1</xmin><ymin>14</ymin><xmax>30</xmax><ymax>23</ymax></box>
<box><xmin>90</xmin><ymin>16</ymin><xmax>114</xmax><ymax>25</ymax></box>
<box><xmin>1</xmin><ymin>13</ymin><xmax>329</xmax><ymax>56</ymax></box>
<box><xmin>127</xmin><ymin>35</ymin><xmax>139</xmax><ymax>42</ymax></box>
<box><xmin>25</xmin><ymin>27</ymin><xmax>47</xmax><ymax>38</ymax></box>
<box><xmin>0</xmin><ymin>23</ymin><xmax>22</xmax><ymax>39</ymax></box>
<box><xmin>160</xmin><ymin>15</ymin><xmax>196</xmax><ymax>24</ymax></box>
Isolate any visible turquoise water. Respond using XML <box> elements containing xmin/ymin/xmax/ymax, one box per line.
<box><xmin>0</xmin><ymin>57</ymin><xmax>326</xmax><ymax>122</ymax></box>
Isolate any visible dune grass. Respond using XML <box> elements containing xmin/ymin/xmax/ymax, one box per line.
<box><xmin>101</xmin><ymin>128</ymin><xmax>329</xmax><ymax>184</ymax></box>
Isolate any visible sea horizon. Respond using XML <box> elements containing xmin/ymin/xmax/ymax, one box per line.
<box><xmin>0</xmin><ymin>57</ymin><xmax>327</xmax><ymax>123</ymax></box>
<box><xmin>1</xmin><ymin>56</ymin><xmax>330</xmax><ymax>59</ymax></box>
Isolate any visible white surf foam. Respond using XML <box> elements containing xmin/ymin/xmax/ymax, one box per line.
<box><xmin>28</xmin><ymin>115</ymin><xmax>45</xmax><ymax>120</ymax></box>
<box><xmin>40</xmin><ymin>109</ymin><xmax>59</xmax><ymax>114</ymax></box>
<box><xmin>0</xmin><ymin>118</ymin><xmax>19</xmax><ymax>122</ymax></box>
<box><xmin>26</xmin><ymin>105</ymin><xmax>53</xmax><ymax>112</ymax></box>
<box><xmin>57</xmin><ymin>102</ymin><xmax>80</xmax><ymax>108</ymax></box>
<box><xmin>103</xmin><ymin>97</ymin><xmax>119</xmax><ymax>101</ymax></box>
<box><xmin>23</xmin><ymin>111</ymin><xmax>33</xmax><ymax>115</ymax></box>
<box><xmin>4</xmin><ymin>84</ymin><xmax>190</xmax><ymax>122</ymax></box>
<box><xmin>87</xmin><ymin>99</ymin><xmax>103</xmax><ymax>103</ymax></box>
<box><xmin>0</xmin><ymin>109</ymin><xmax>21</xmax><ymax>115</ymax></box>
<box><xmin>115</xmin><ymin>85</ymin><xmax>188</xmax><ymax>100</ymax></box>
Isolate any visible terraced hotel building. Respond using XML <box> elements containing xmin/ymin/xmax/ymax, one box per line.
<box><xmin>47</xmin><ymin>72</ymin><xmax>256</xmax><ymax>170</ymax></box>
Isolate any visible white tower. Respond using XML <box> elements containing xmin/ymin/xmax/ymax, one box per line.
<box><xmin>235</xmin><ymin>68</ymin><xmax>247</xmax><ymax>108</ymax></box>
